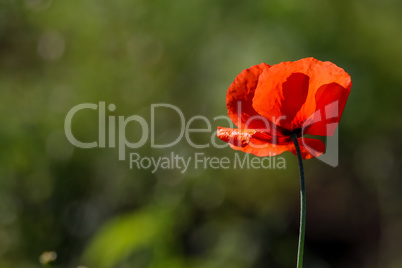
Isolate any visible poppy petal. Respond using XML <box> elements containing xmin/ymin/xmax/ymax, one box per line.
<box><xmin>304</xmin><ymin>82</ymin><xmax>351</xmax><ymax>136</ymax></box>
<box><xmin>217</xmin><ymin>127</ymin><xmax>258</xmax><ymax>147</ymax></box>
<box><xmin>290</xmin><ymin>138</ymin><xmax>325</xmax><ymax>159</ymax></box>
<box><xmin>217</xmin><ymin>128</ymin><xmax>324</xmax><ymax>159</ymax></box>
<box><xmin>229</xmin><ymin>143</ymin><xmax>294</xmax><ymax>157</ymax></box>
<box><xmin>217</xmin><ymin>127</ymin><xmax>291</xmax><ymax>147</ymax></box>
<box><xmin>252</xmin><ymin>57</ymin><xmax>351</xmax><ymax>132</ymax></box>
<box><xmin>230</xmin><ymin>137</ymin><xmax>324</xmax><ymax>158</ymax></box>
<box><xmin>217</xmin><ymin>127</ymin><xmax>293</xmax><ymax>157</ymax></box>
<box><xmin>226</xmin><ymin>63</ymin><xmax>279</xmax><ymax>130</ymax></box>
<box><xmin>253</xmin><ymin>71</ymin><xmax>310</xmax><ymax>130</ymax></box>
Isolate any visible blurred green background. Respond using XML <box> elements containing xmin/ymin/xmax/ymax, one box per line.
<box><xmin>1</xmin><ymin>0</ymin><xmax>402</xmax><ymax>267</ymax></box>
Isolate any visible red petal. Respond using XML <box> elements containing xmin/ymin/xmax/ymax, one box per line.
<box><xmin>290</xmin><ymin>138</ymin><xmax>325</xmax><ymax>159</ymax></box>
<box><xmin>217</xmin><ymin>127</ymin><xmax>258</xmax><ymax>147</ymax></box>
<box><xmin>252</xmin><ymin>58</ymin><xmax>351</xmax><ymax>132</ymax></box>
<box><xmin>229</xmin><ymin>143</ymin><xmax>294</xmax><ymax>157</ymax></box>
<box><xmin>217</xmin><ymin>127</ymin><xmax>291</xmax><ymax>147</ymax></box>
<box><xmin>218</xmin><ymin>128</ymin><xmax>325</xmax><ymax>158</ymax></box>
<box><xmin>217</xmin><ymin>127</ymin><xmax>292</xmax><ymax>157</ymax></box>
<box><xmin>253</xmin><ymin>71</ymin><xmax>310</xmax><ymax>130</ymax></box>
<box><xmin>304</xmin><ymin>82</ymin><xmax>351</xmax><ymax>136</ymax></box>
<box><xmin>226</xmin><ymin>63</ymin><xmax>279</xmax><ymax>130</ymax></box>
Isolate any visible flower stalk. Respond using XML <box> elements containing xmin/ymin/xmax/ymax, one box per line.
<box><xmin>290</xmin><ymin>133</ymin><xmax>306</xmax><ymax>268</ymax></box>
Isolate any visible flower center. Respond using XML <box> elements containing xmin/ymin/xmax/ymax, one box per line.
<box><xmin>282</xmin><ymin>128</ymin><xmax>302</xmax><ymax>137</ymax></box>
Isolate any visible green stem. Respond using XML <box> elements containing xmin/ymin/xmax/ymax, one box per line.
<box><xmin>290</xmin><ymin>133</ymin><xmax>306</xmax><ymax>268</ymax></box>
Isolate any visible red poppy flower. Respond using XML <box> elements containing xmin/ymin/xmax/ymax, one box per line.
<box><xmin>217</xmin><ymin>57</ymin><xmax>352</xmax><ymax>159</ymax></box>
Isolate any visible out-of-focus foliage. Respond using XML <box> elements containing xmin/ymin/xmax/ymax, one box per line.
<box><xmin>1</xmin><ymin>0</ymin><xmax>402</xmax><ymax>268</ymax></box>
<box><xmin>83</xmin><ymin>206</ymin><xmax>178</xmax><ymax>268</ymax></box>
